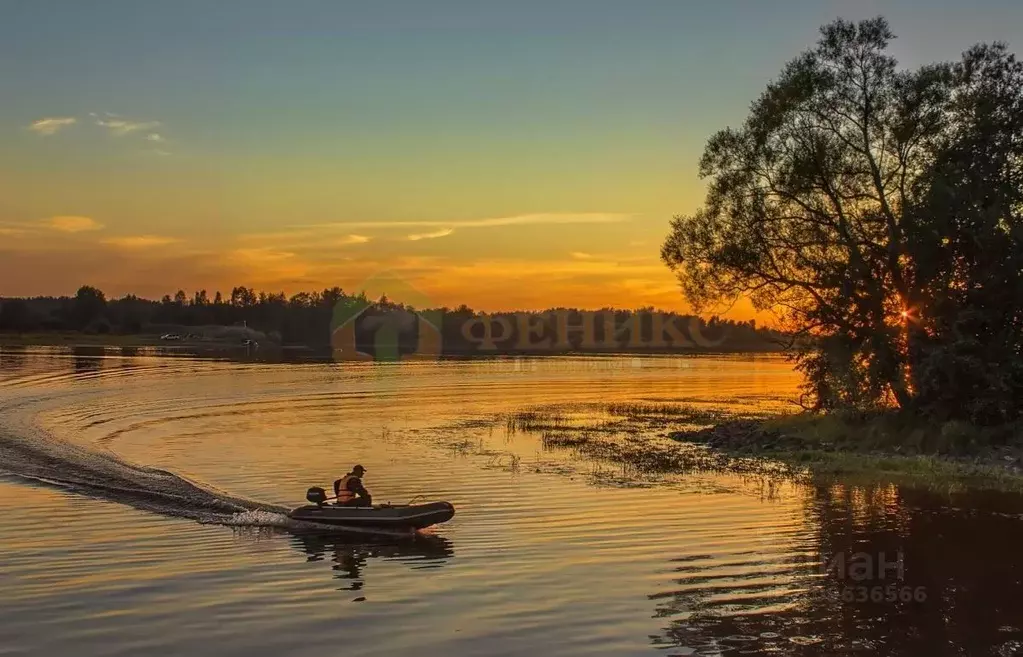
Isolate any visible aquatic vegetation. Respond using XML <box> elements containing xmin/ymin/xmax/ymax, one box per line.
<box><xmin>607</xmin><ymin>402</ymin><xmax>733</xmax><ymax>427</ymax></box>
<box><xmin>672</xmin><ymin>416</ymin><xmax>1023</xmax><ymax>493</ymax></box>
<box><xmin>540</xmin><ymin>431</ymin><xmax>593</xmax><ymax>449</ymax></box>
<box><xmin>484</xmin><ymin>453</ymin><xmax>521</xmax><ymax>473</ymax></box>
<box><xmin>506</xmin><ymin>408</ymin><xmax>570</xmax><ymax>432</ymax></box>
<box><xmin>500</xmin><ymin>402</ymin><xmax>1023</xmax><ymax>493</ymax></box>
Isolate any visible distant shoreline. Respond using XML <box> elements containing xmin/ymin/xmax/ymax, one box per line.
<box><xmin>0</xmin><ymin>332</ymin><xmax>255</xmax><ymax>349</ymax></box>
<box><xmin>0</xmin><ymin>331</ymin><xmax>785</xmax><ymax>358</ymax></box>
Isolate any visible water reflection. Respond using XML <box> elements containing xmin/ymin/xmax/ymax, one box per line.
<box><xmin>653</xmin><ymin>482</ymin><xmax>1023</xmax><ymax>656</ymax></box>
<box><xmin>291</xmin><ymin>532</ymin><xmax>454</xmax><ymax>596</ymax></box>
<box><xmin>72</xmin><ymin>346</ymin><xmax>105</xmax><ymax>374</ymax></box>
<box><xmin>0</xmin><ymin>346</ymin><xmax>28</xmax><ymax>374</ymax></box>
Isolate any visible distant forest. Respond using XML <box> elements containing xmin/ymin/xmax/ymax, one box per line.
<box><xmin>0</xmin><ymin>285</ymin><xmax>784</xmax><ymax>354</ymax></box>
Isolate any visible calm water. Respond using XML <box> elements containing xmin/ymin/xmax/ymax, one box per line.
<box><xmin>1</xmin><ymin>347</ymin><xmax>1022</xmax><ymax>657</ymax></box>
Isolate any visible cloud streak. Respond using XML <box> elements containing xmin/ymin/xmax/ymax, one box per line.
<box><xmin>28</xmin><ymin>117</ymin><xmax>77</xmax><ymax>136</ymax></box>
<box><xmin>316</xmin><ymin>212</ymin><xmax>632</xmax><ymax>231</ymax></box>
<box><xmin>102</xmin><ymin>235</ymin><xmax>179</xmax><ymax>248</ymax></box>
<box><xmin>231</xmin><ymin>247</ymin><xmax>297</xmax><ymax>263</ymax></box>
<box><xmin>97</xmin><ymin>118</ymin><xmax>162</xmax><ymax>136</ymax></box>
<box><xmin>408</xmin><ymin>228</ymin><xmax>454</xmax><ymax>241</ymax></box>
<box><xmin>44</xmin><ymin>216</ymin><xmax>103</xmax><ymax>233</ymax></box>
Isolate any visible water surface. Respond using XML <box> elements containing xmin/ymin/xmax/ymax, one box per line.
<box><xmin>1</xmin><ymin>347</ymin><xmax>1021</xmax><ymax>656</ymax></box>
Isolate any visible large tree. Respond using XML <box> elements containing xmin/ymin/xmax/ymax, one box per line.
<box><xmin>662</xmin><ymin>17</ymin><xmax>1023</xmax><ymax>422</ymax></box>
<box><xmin>72</xmin><ymin>285</ymin><xmax>107</xmax><ymax>330</ymax></box>
<box><xmin>905</xmin><ymin>43</ymin><xmax>1023</xmax><ymax>423</ymax></box>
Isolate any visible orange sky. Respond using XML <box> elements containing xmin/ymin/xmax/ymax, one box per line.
<box><xmin>0</xmin><ymin>210</ymin><xmax>767</xmax><ymax>321</ymax></box>
<box><xmin>8</xmin><ymin>3</ymin><xmax>1015</xmax><ymax>324</ymax></box>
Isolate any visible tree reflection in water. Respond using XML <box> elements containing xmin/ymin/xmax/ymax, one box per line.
<box><xmin>652</xmin><ymin>482</ymin><xmax>1023</xmax><ymax>656</ymax></box>
<box><xmin>72</xmin><ymin>346</ymin><xmax>105</xmax><ymax>374</ymax></box>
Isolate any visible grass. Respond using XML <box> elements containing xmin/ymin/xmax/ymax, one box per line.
<box><xmin>607</xmin><ymin>402</ymin><xmax>710</xmax><ymax>417</ymax></box>
<box><xmin>793</xmin><ymin>451</ymin><xmax>1023</xmax><ymax>489</ymax></box>
<box><xmin>760</xmin><ymin>412</ymin><xmax>1023</xmax><ymax>457</ymax></box>
<box><xmin>540</xmin><ymin>431</ymin><xmax>593</xmax><ymax>449</ymax></box>
<box><xmin>506</xmin><ymin>403</ymin><xmax>742</xmax><ymax>435</ymax></box>
<box><xmin>680</xmin><ymin>412</ymin><xmax>1023</xmax><ymax>492</ymax></box>
<box><xmin>538</xmin><ymin>429</ymin><xmax>731</xmax><ymax>474</ymax></box>
<box><xmin>506</xmin><ymin>402</ymin><xmax>1023</xmax><ymax>493</ymax></box>
<box><xmin>607</xmin><ymin>402</ymin><xmax>730</xmax><ymax>424</ymax></box>
<box><xmin>506</xmin><ymin>409</ymin><xmax>570</xmax><ymax>432</ymax></box>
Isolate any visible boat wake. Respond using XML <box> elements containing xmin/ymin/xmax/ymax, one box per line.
<box><xmin>0</xmin><ymin>395</ymin><xmax>300</xmax><ymax>528</ymax></box>
<box><xmin>0</xmin><ymin>417</ymin><xmax>434</xmax><ymax>537</ymax></box>
<box><xmin>0</xmin><ymin>433</ymin><xmax>297</xmax><ymax>525</ymax></box>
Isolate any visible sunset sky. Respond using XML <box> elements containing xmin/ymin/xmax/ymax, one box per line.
<box><xmin>3</xmin><ymin>1</ymin><xmax>1023</xmax><ymax>319</ymax></box>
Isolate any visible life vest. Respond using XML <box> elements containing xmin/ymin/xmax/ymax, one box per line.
<box><xmin>334</xmin><ymin>474</ymin><xmax>358</xmax><ymax>502</ymax></box>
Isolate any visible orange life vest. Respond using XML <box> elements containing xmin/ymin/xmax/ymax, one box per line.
<box><xmin>334</xmin><ymin>474</ymin><xmax>358</xmax><ymax>502</ymax></box>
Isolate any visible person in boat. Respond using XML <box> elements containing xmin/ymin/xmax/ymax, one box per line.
<box><xmin>334</xmin><ymin>464</ymin><xmax>372</xmax><ymax>507</ymax></box>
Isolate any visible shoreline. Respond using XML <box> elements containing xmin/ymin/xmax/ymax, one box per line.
<box><xmin>668</xmin><ymin>416</ymin><xmax>1023</xmax><ymax>492</ymax></box>
<box><xmin>506</xmin><ymin>406</ymin><xmax>1023</xmax><ymax>493</ymax></box>
<box><xmin>0</xmin><ymin>332</ymin><xmax>785</xmax><ymax>358</ymax></box>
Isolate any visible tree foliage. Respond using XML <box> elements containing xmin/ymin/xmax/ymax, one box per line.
<box><xmin>662</xmin><ymin>17</ymin><xmax>1023</xmax><ymax>424</ymax></box>
<box><xmin>72</xmin><ymin>285</ymin><xmax>107</xmax><ymax>330</ymax></box>
<box><xmin>0</xmin><ymin>286</ymin><xmax>782</xmax><ymax>353</ymax></box>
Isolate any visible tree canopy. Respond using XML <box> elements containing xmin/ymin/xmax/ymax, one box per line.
<box><xmin>662</xmin><ymin>17</ymin><xmax>1023</xmax><ymax>424</ymax></box>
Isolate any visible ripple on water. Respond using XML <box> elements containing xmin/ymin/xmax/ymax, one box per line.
<box><xmin>1</xmin><ymin>350</ymin><xmax>1023</xmax><ymax>657</ymax></box>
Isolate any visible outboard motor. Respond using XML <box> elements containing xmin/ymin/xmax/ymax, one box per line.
<box><xmin>306</xmin><ymin>486</ymin><xmax>328</xmax><ymax>506</ymax></box>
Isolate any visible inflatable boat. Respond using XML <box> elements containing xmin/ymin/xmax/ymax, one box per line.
<box><xmin>288</xmin><ymin>487</ymin><xmax>455</xmax><ymax>530</ymax></box>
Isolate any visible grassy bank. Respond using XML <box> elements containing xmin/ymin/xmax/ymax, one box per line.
<box><xmin>505</xmin><ymin>404</ymin><xmax>1023</xmax><ymax>492</ymax></box>
<box><xmin>671</xmin><ymin>413</ymin><xmax>1023</xmax><ymax>491</ymax></box>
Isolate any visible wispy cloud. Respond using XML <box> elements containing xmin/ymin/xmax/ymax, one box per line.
<box><xmin>316</xmin><ymin>212</ymin><xmax>632</xmax><ymax>231</ymax></box>
<box><xmin>237</xmin><ymin>230</ymin><xmax>316</xmax><ymax>242</ymax></box>
<box><xmin>408</xmin><ymin>228</ymin><xmax>454</xmax><ymax>241</ymax></box>
<box><xmin>102</xmin><ymin>235</ymin><xmax>179</xmax><ymax>248</ymax></box>
<box><xmin>44</xmin><ymin>216</ymin><xmax>103</xmax><ymax>233</ymax></box>
<box><xmin>28</xmin><ymin>117</ymin><xmax>77</xmax><ymax>136</ymax></box>
<box><xmin>96</xmin><ymin>118</ymin><xmax>162</xmax><ymax>136</ymax></box>
<box><xmin>570</xmin><ymin>251</ymin><xmax>594</xmax><ymax>259</ymax></box>
<box><xmin>145</xmin><ymin>133</ymin><xmax>165</xmax><ymax>142</ymax></box>
<box><xmin>231</xmin><ymin>247</ymin><xmax>297</xmax><ymax>263</ymax></box>
<box><xmin>459</xmin><ymin>213</ymin><xmax>630</xmax><ymax>229</ymax></box>
<box><xmin>338</xmin><ymin>234</ymin><xmax>371</xmax><ymax>245</ymax></box>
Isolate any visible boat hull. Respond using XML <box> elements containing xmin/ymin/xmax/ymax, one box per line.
<box><xmin>288</xmin><ymin>501</ymin><xmax>455</xmax><ymax>530</ymax></box>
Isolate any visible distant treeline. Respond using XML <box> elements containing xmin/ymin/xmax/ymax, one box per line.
<box><xmin>0</xmin><ymin>285</ymin><xmax>784</xmax><ymax>354</ymax></box>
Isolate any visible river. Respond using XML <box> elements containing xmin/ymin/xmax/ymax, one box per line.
<box><xmin>0</xmin><ymin>347</ymin><xmax>1021</xmax><ymax>657</ymax></box>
